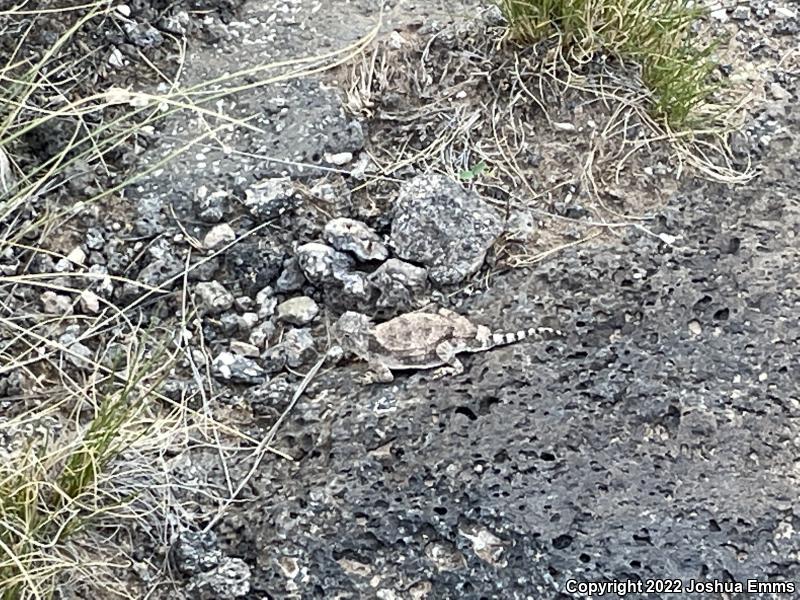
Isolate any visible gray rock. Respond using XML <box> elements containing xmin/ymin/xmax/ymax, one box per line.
<box><xmin>710</xmin><ymin>6</ymin><xmax>728</xmax><ymax>21</ymax></box>
<box><xmin>54</xmin><ymin>256</ymin><xmax>74</xmax><ymax>273</ymax></box>
<box><xmin>249</xmin><ymin>321</ymin><xmax>276</xmax><ymax>350</ymax></box>
<box><xmin>0</xmin><ymin>370</ymin><xmax>22</xmax><ymax>401</ymax></box>
<box><xmin>296</xmin><ymin>242</ymin><xmax>354</xmax><ymax>283</ymax></box>
<box><xmin>243</xmin><ymin>177</ymin><xmax>297</xmax><ymax>221</ymax></box>
<box><xmin>390</xmin><ymin>174</ymin><xmax>503</xmax><ymax>285</ymax></box>
<box><xmin>197</xmin><ymin>190</ymin><xmax>228</xmax><ymax>222</ymax></box>
<box><xmin>234</xmin><ymin>296</ymin><xmax>254</xmax><ymax>311</ymax></box>
<box><xmin>348</xmin><ymin>152</ymin><xmax>372</xmax><ymax>181</ymax></box>
<box><xmin>255</xmin><ymin>286</ymin><xmax>278</xmax><ymax>320</ymax></box>
<box><xmin>187</xmin><ymin>257</ymin><xmax>220</xmax><ymax>283</ymax></box>
<box><xmin>324</xmin><ymin>151</ymin><xmax>353</xmax><ymax>166</ymax></box>
<box><xmin>123</xmin><ymin>21</ymin><xmax>164</xmax><ymax>48</ymax></box>
<box><xmin>261</xmin><ymin>327</ymin><xmax>316</xmax><ymax>372</ymax></box>
<box><xmin>309</xmin><ymin>177</ymin><xmax>352</xmax><ymax>216</ymax></box>
<box><xmin>160</xmin><ymin>379</ymin><xmax>199</xmax><ymax>403</ymax></box>
<box><xmin>732</xmin><ymin>6</ymin><xmax>750</xmax><ymax>20</ymax></box>
<box><xmin>79</xmin><ymin>290</ymin><xmax>101</xmax><ymax>314</ymax></box>
<box><xmin>325</xmin><ymin>344</ymin><xmax>344</xmax><ymax>365</ymax></box>
<box><xmin>275</xmin><ymin>257</ymin><xmax>306</xmax><ymax>293</ymax></box>
<box><xmin>323</xmin><ymin>217</ymin><xmax>389</xmax><ymax>261</ymax></box>
<box><xmin>222</xmin><ymin>238</ymin><xmax>285</xmax><ymax>295</ymax></box>
<box><xmin>186</xmin><ymin>557</ymin><xmax>251</xmax><ymax>600</ymax></box>
<box><xmin>195</xmin><ymin>281</ymin><xmax>234</xmax><ymax>314</ymax></box>
<box><xmin>40</xmin><ymin>291</ymin><xmax>73</xmax><ymax>315</ymax></box>
<box><xmin>158</xmin><ymin>11</ymin><xmax>190</xmax><ymax>35</ymax></box>
<box><xmin>283</xmin><ymin>328</ymin><xmax>316</xmax><ymax>368</ymax></box>
<box><xmin>770</xmin><ymin>82</ymin><xmax>790</xmax><ymax>100</ymax></box>
<box><xmin>260</xmin><ymin>346</ymin><xmax>287</xmax><ymax>374</ymax></box>
<box><xmin>239</xmin><ymin>312</ymin><xmax>259</xmax><ymax>334</ymax></box>
<box><xmin>212</xmin><ymin>352</ymin><xmax>266</xmax><ymax>385</ymax></box>
<box><xmin>219</xmin><ymin>313</ymin><xmax>241</xmax><ymax>336</ymax></box>
<box><xmin>137</xmin><ymin>256</ymin><xmax>183</xmax><ymax>288</ymax></box>
<box><xmin>774</xmin><ymin>12</ymin><xmax>799</xmax><ymax>34</ymax></box>
<box><xmin>247</xmin><ymin>375</ymin><xmax>293</xmax><ymax>418</ymax></box>
<box><xmin>101</xmin><ymin>342</ymin><xmax>128</xmax><ymax>371</ymax></box>
<box><xmin>0</xmin><ymin>247</ymin><xmax>19</xmax><ymax>276</ymax></box>
<box><xmin>230</xmin><ymin>341</ymin><xmax>260</xmax><ymax>358</ymax></box>
<box><xmin>172</xmin><ymin>531</ymin><xmax>221</xmax><ymax>576</ymax></box>
<box><xmin>368</xmin><ymin>258</ymin><xmax>428</xmax><ymax>311</ymax></box>
<box><xmin>425</xmin><ymin>540</ymin><xmax>466</xmax><ymax>571</ymax></box>
<box><xmin>505</xmin><ymin>209</ymin><xmax>539</xmax><ymax>241</ymax></box>
<box><xmin>85</xmin><ymin>228</ymin><xmax>105</xmax><ymax>251</ymax></box>
<box><xmin>135</xmin><ymin>195</ymin><xmax>165</xmax><ymax>236</ymax></box>
<box><xmin>187</xmin><ymin>348</ymin><xmax>207</xmax><ymax>369</ymax></box>
<box><xmin>335</xmin><ymin>270</ymin><xmax>372</xmax><ymax>301</ymax></box>
<box><xmin>277</xmin><ymin>296</ymin><xmax>320</xmax><ymax>326</ymax></box>
<box><xmin>87</xmin><ymin>251</ymin><xmax>104</xmax><ymax>267</ymax></box>
<box><xmin>203</xmin><ymin>223</ymin><xmax>236</xmax><ymax>249</ymax></box>
<box><xmin>59</xmin><ymin>330</ymin><xmax>92</xmax><ymax>369</ymax></box>
<box><xmin>146</xmin><ymin>235</ymin><xmax>175</xmax><ymax>265</ymax></box>
<box><xmin>66</xmin><ymin>246</ymin><xmax>86</xmax><ymax>267</ymax></box>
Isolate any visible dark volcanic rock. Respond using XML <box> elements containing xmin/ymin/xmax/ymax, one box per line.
<box><xmin>186</xmin><ymin>558</ymin><xmax>250</xmax><ymax>600</ymax></box>
<box><xmin>296</xmin><ymin>242</ymin><xmax>354</xmax><ymax>284</ymax></box>
<box><xmin>172</xmin><ymin>531</ymin><xmax>222</xmax><ymax>576</ymax></box>
<box><xmin>368</xmin><ymin>257</ymin><xmax>429</xmax><ymax>314</ymax></box>
<box><xmin>224</xmin><ymin>129</ymin><xmax>800</xmax><ymax>598</ymax></box>
<box><xmin>243</xmin><ymin>177</ymin><xmax>298</xmax><ymax>222</ymax></box>
<box><xmin>323</xmin><ymin>217</ymin><xmax>389</xmax><ymax>262</ymax></box>
<box><xmin>223</xmin><ymin>237</ymin><xmax>287</xmax><ymax>296</ymax></box>
<box><xmin>212</xmin><ymin>352</ymin><xmax>266</xmax><ymax>385</ymax></box>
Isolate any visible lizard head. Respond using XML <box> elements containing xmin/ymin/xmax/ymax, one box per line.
<box><xmin>333</xmin><ymin>311</ymin><xmax>372</xmax><ymax>358</ymax></box>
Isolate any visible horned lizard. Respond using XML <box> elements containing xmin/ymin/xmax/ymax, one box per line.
<box><xmin>333</xmin><ymin>307</ymin><xmax>560</xmax><ymax>383</ymax></box>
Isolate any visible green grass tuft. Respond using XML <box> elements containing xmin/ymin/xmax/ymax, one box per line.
<box><xmin>496</xmin><ymin>0</ymin><xmax>721</xmax><ymax>126</ymax></box>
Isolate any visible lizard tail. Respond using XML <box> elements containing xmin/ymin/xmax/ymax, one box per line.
<box><xmin>490</xmin><ymin>326</ymin><xmax>563</xmax><ymax>347</ymax></box>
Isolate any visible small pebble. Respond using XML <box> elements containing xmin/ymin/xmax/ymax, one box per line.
<box><xmin>732</xmin><ymin>6</ymin><xmax>750</xmax><ymax>20</ymax></box>
<box><xmin>203</xmin><ymin>223</ymin><xmax>236</xmax><ymax>249</ymax></box>
<box><xmin>277</xmin><ymin>296</ymin><xmax>320</xmax><ymax>326</ymax></box>
<box><xmin>770</xmin><ymin>82</ymin><xmax>790</xmax><ymax>100</ymax></box>
<box><xmin>79</xmin><ymin>290</ymin><xmax>101</xmax><ymax>314</ymax></box>
<box><xmin>67</xmin><ymin>246</ymin><xmax>86</xmax><ymax>266</ymax></box>
<box><xmin>230</xmin><ymin>340</ymin><xmax>261</xmax><ymax>357</ymax></box>
<box><xmin>40</xmin><ymin>291</ymin><xmax>73</xmax><ymax>315</ymax></box>
<box><xmin>195</xmin><ymin>281</ymin><xmax>234</xmax><ymax>314</ymax></box>
<box><xmin>324</xmin><ymin>151</ymin><xmax>353</xmax><ymax>166</ymax></box>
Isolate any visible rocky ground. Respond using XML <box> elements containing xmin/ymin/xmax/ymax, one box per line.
<box><xmin>2</xmin><ymin>0</ymin><xmax>799</xmax><ymax>599</ymax></box>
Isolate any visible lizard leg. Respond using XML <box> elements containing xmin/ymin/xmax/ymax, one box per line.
<box><xmin>435</xmin><ymin>340</ymin><xmax>457</xmax><ymax>362</ymax></box>
<box><xmin>361</xmin><ymin>360</ymin><xmax>394</xmax><ymax>384</ymax></box>
<box><xmin>431</xmin><ymin>341</ymin><xmax>464</xmax><ymax>379</ymax></box>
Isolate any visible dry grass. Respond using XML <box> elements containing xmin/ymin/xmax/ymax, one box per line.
<box><xmin>342</xmin><ymin>9</ymin><xmax>752</xmax><ymax>271</ymax></box>
<box><xmin>0</xmin><ymin>2</ymin><xmax>378</xmax><ymax>597</ymax></box>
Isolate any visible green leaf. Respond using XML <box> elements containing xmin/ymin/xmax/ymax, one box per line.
<box><xmin>458</xmin><ymin>160</ymin><xmax>487</xmax><ymax>181</ymax></box>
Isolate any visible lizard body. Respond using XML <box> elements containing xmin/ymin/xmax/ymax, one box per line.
<box><xmin>334</xmin><ymin>307</ymin><xmax>559</xmax><ymax>383</ymax></box>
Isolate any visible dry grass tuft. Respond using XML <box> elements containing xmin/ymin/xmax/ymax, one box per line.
<box><xmin>343</xmin><ymin>10</ymin><xmax>751</xmax><ymax>271</ymax></box>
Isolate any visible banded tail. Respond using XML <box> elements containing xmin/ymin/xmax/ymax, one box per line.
<box><xmin>490</xmin><ymin>326</ymin><xmax>562</xmax><ymax>347</ymax></box>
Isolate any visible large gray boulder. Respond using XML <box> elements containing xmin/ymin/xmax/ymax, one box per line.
<box><xmin>390</xmin><ymin>175</ymin><xmax>503</xmax><ymax>285</ymax></box>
